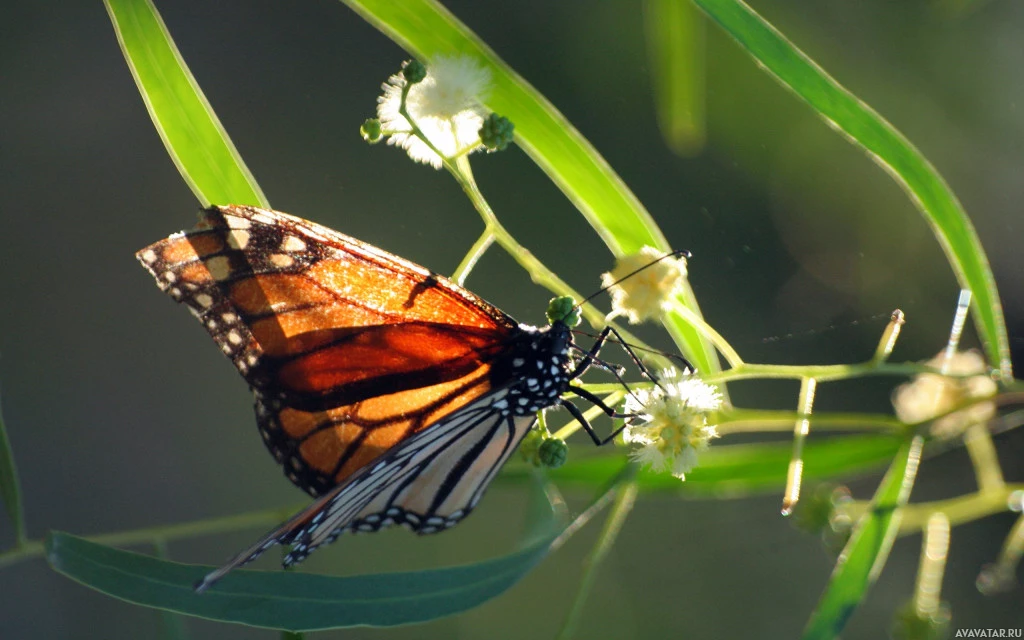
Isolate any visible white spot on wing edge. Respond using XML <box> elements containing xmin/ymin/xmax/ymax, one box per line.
<box><xmin>281</xmin><ymin>235</ymin><xmax>306</xmax><ymax>252</ymax></box>
<box><xmin>225</xmin><ymin>215</ymin><xmax>252</xmax><ymax>230</ymax></box>
<box><xmin>195</xmin><ymin>293</ymin><xmax>214</xmax><ymax>308</ymax></box>
<box><xmin>227</xmin><ymin>229</ymin><xmax>251</xmax><ymax>250</ymax></box>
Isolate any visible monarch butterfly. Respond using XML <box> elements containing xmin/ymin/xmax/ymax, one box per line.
<box><xmin>138</xmin><ymin>205</ymin><xmax>631</xmax><ymax>592</ymax></box>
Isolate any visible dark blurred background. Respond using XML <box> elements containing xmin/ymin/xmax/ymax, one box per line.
<box><xmin>1</xmin><ymin>0</ymin><xmax>1022</xmax><ymax>638</ymax></box>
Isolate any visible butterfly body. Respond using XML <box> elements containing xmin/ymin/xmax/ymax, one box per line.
<box><xmin>137</xmin><ymin>206</ymin><xmax>597</xmax><ymax>591</ymax></box>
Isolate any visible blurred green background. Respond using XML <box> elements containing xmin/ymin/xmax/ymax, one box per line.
<box><xmin>1</xmin><ymin>0</ymin><xmax>1022</xmax><ymax>637</ymax></box>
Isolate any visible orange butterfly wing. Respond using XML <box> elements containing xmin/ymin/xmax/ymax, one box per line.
<box><xmin>137</xmin><ymin>205</ymin><xmax>520</xmax><ymax>496</ymax></box>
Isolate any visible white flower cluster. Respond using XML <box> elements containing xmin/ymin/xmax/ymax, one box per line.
<box><xmin>622</xmin><ymin>369</ymin><xmax>720</xmax><ymax>480</ymax></box>
<box><xmin>376</xmin><ymin>56</ymin><xmax>492</xmax><ymax>169</ymax></box>
<box><xmin>601</xmin><ymin>246</ymin><xmax>688</xmax><ymax>324</ymax></box>
<box><xmin>892</xmin><ymin>350</ymin><xmax>996</xmax><ymax>438</ymax></box>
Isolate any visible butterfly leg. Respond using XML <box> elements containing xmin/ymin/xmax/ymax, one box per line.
<box><xmin>571</xmin><ymin>325</ymin><xmax>680</xmax><ymax>384</ymax></box>
<box><xmin>560</xmin><ymin>394</ymin><xmax>642</xmax><ymax>446</ymax></box>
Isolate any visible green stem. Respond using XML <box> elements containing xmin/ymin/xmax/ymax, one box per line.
<box><xmin>706</xmin><ymin>361</ymin><xmax>941</xmax><ymax>385</ymax></box>
<box><xmin>447</xmin><ymin>155</ymin><xmax>656</xmax><ymax>354</ymax></box>
<box><xmin>842</xmin><ymin>484</ymin><xmax>1024</xmax><ymax>534</ymax></box>
<box><xmin>0</xmin><ymin>503</ymin><xmax>299</xmax><ymax>570</ymax></box>
<box><xmin>452</xmin><ymin>227</ymin><xmax>496</xmax><ymax>285</ymax></box>
<box><xmin>964</xmin><ymin>423</ymin><xmax>1005</xmax><ymax>492</ymax></box>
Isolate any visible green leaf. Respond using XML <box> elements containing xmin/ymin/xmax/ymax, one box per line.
<box><xmin>104</xmin><ymin>0</ymin><xmax>268</xmax><ymax>208</ymax></box>
<box><xmin>644</xmin><ymin>0</ymin><xmax>707</xmax><ymax>156</ymax></box>
<box><xmin>46</xmin><ymin>526</ymin><xmax>558</xmax><ymax>631</ymax></box>
<box><xmin>339</xmin><ymin>0</ymin><xmax>721</xmax><ymax>378</ymax></box>
<box><xmin>502</xmin><ymin>434</ymin><xmax>904</xmax><ymax>496</ymax></box>
<box><xmin>802</xmin><ymin>436</ymin><xmax>923</xmax><ymax>639</ymax></box>
<box><xmin>692</xmin><ymin>0</ymin><xmax>1011</xmax><ymax>381</ymax></box>
<box><xmin>0</xmin><ymin>397</ymin><xmax>27</xmax><ymax>545</ymax></box>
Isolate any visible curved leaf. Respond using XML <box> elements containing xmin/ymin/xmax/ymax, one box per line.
<box><xmin>47</xmin><ymin>527</ymin><xmax>557</xmax><ymax>631</ymax></box>
<box><xmin>104</xmin><ymin>0</ymin><xmax>268</xmax><ymax>208</ymax></box>
<box><xmin>692</xmin><ymin>0</ymin><xmax>1011</xmax><ymax>380</ymax></box>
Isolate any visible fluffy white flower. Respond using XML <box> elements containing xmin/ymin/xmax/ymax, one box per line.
<box><xmin>622</xmin><ymin>369</ymin><xmax>720</xmax><ymax>480</ymax></box>
<box><xmin>892</xmin><ymin>350</ymin><xmax>996</xmax><ymax>439</ymax></box>
<box><xmin>376</xmin><ymin>56</ymin><xmax>492</xmax><ymax>169</ymax></box>
<box><xmin>601</xmin><ymin>247</ymin><xmax>688</xmax><ymax>324</ymax></box>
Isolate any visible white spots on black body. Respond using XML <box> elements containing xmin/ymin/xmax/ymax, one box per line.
<box><xmin>162</xmin><ymin>270</ymin><xmax>177</xmax><ymax>283</ymax></box>
<box><xmin>512</xmin><ymin>357</ymin><xmax>525</xmax><ymax>367</ymax></box>
<box><xmin>140</xmin><ymin>249</ymin><xmax>158</xmax><ymax>264</ymax></box>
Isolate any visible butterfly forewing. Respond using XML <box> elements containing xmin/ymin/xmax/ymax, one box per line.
<box><xmin>137</xmin><ymin>206</ymin><xmax>521</xmax><ymax>495</ymax></box>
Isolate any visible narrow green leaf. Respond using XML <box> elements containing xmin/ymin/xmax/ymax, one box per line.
<box><xmin>692</xmin><ymin>0</ymin><xmax>1011</xmax><ymax>381</ymax></box>
<box><xmin>47</xmin><ymin>528</ymin><xmax>558</xmax><ymax>631</ymax></box>
<box><xmin>802</xmin><ymin>436</ymin><xmax>923</xmax><ymax>639</ymax></box>
<box><xmin>0</xmin><ymin>397</ymin><xmax>27</xmax><ymax>545</ymax></box>
<box><xmin>339</xmin><ymin>0</ymin><xmax>721</xmax><ymax>377</ymax></box>
<box><xmin>501</xmin><ymin>434</ymin><xmax>904</xmax><ymax>496</ymax></box>
<box><xmin>104</xmin><ymin>0</ymin><xmax>268</xmax><ymax>208</ymax></box>
<box><xmin>644</xmin><ymin>0</ymin><xmax>707</xmax><ymax>156</ymax></box>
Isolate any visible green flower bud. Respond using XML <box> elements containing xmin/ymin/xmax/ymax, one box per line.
<box><xmin>360</xmin><ymin>118</ymin><xmax>382</xmax><ymax>143</ymax></box>
<box><xmin>479</xmin><ymin>113</ymin><xmax>515</xmax><ymax>151</ymax></box>
<box><xmin>538</xmin><ymin>437</ymin><xmax>568</xmax><ymax>469</ymax></box>
<box><xmin>546</xmin><ymin>296</ymin><xmax>581</xmax><ymax>328</ymax></box>
<box><xmin>402</xmin><ymin>59</ymin><xmax>427</xmax><ymax>84</ymax></box>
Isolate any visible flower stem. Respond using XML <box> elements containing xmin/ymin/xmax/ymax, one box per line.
<box><xmin>842</xmin><ymin>483</ymin><xmax>1024</xmax><ymax>534</ymax></box>
<box><xmin>0</xmin><ymin>503</ymin><xmax>300</xmax><ymax>570</ymax></box>
<box><xmin>452</xmin><ymin>227</ymin><xmax>496</xmax><ymax>285</ymax></box>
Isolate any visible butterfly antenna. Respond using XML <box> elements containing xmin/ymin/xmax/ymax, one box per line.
<box><xmin>573</xmin><ymin>249</ymin><xmax>690</xmax><ymax>313</ymax></box>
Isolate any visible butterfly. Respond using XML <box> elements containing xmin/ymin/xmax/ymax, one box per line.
<box><xmin>137</xmin><ymin>205</ymin><xmax>631</xmax><ymax>592</ymax></box>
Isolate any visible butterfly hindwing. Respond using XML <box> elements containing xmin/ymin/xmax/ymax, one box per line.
<box><xmin>194</xmin><ymin>393</ymin><xmax>535</xmax><ymax>592</ymax></box>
